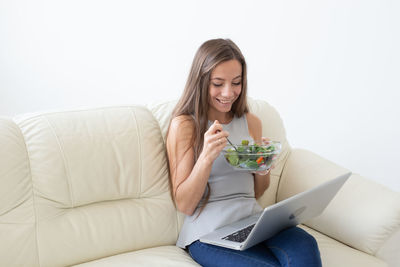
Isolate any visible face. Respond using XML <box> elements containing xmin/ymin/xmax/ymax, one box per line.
<box><xmin>208</xmin><ymin>59</ymin><xmax>242</xmax><ymax>118</ymax></box>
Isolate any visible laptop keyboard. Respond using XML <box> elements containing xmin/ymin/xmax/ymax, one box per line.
<box><xmin>222</xmin><ymin>224</ymin><xmax>255</xmax><ymax>243</ymax></box>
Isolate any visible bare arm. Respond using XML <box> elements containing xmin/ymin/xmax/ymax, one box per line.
<box><xmin>166</xmin><ymin>116</ymin><xmax>229</xmax><ymax>215</ymax></box>
<box><xmin>246</xmin><ymin>112</ymin><xmax>271</xmax><ymax>199</ymax></box>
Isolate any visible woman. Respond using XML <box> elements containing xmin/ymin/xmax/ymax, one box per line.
<box><xmin>166</xmin><ymin>38</ymin><xmax>322</xmax><ymax>267</ymax></box>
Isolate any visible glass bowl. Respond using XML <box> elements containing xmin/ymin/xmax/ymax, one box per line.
<box><xmin>222</xmin><ymin>140</ymin><xmax>281</xmax><ymax>172</ymax></box>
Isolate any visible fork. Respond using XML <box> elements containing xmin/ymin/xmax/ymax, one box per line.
<box><xmin>226</xmin><ymin>137</ymin><xmax>239</xmax><ymax>152</ymax></box>
<box><xmin>216</xmin><ymin>129</ymin><xmax>238</xmax><ymax>152</ymax></box>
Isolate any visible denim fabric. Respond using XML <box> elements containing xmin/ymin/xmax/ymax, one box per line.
<box><xmin>187</xmin><ymin>226</ymin><xmax>322</xmax><ymax>267</ymax></box>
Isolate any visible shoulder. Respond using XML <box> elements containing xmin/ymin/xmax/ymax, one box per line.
<box><xmin>168</xmin><ymin>115</ymin><xmax>195</xmax><ymax>142</ymax></box>
<box><xmin>245</xmin><ymin>112</ymin><xmax>262</xmax><ymax>140</ymax></box>
<box><xmin>246</xmin><ymin>112</ymin><xmax>262</xmax><ymax>130</ymax></box>
<box><xmin>169</xmin><ymin>115</ymin><xmax>195</xmax><ymax>132</ymax></box>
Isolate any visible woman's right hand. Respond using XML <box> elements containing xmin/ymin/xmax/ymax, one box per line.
<box><xmin>201</xmin><ymin>120</ymin><xmax>229</xmax><ymax>164</ymax></box>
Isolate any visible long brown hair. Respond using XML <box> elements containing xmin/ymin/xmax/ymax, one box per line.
<box><xmin>167</xmin><ymin>38</ymin><xmax>249</xmax><ymax>213</ymax></box>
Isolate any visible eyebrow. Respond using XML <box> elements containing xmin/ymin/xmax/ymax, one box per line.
<box><xmin>211</xmin><ymin>75</ymin><xmax>242</xmax><ymax>81</ymax></box>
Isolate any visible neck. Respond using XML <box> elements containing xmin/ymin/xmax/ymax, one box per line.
<box><xmin>208</xmin><ymin>111</ymin><xmax>234</xmax><ymax>124</ymax></box>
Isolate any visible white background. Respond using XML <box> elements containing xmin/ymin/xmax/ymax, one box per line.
<box><xmin>1</xmin><ymin>0</ymin><xmax>399</xmax><ymax>192</ymax></box>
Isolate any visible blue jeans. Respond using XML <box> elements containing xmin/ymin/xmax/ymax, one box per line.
<box><xmin>187</xmin><ymin>227</ymin><xmax>322</xmax><ymax>267</ymax></box>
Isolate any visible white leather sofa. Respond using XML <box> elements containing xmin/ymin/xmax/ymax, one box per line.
<box><xmin>1</xmin><ymin>98</ymin><xmax>399</xmax><ymax>267</ymax></box>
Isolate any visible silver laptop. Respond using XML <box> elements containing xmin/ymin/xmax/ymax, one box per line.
<box><xmin>199</xmin><ymin>172</ymin><xmax>351</xmax><ymax>250</ymax></box>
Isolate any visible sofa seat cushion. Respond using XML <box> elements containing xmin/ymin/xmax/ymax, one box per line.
<box><xmin>300</xmin><ymin>225</ymin><xmax>387</xmax><ymax>267</ymax></box>
<box><xmin>74</xmin><ymin>226</ymin><xmax>386</xmax><ymax>267</ymax></box>
<box><xmin>72</xmin><ymin>227</ymin><xmax>388</xmax><ymax>267</ymax></box>
<box><xmin>73</xmin><ymin>245</ymin><xmax>200</xmax><ymax>267</ymax></box>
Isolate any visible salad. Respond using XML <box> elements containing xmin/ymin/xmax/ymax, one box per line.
<box><xmin>223</xmin><ymin>139</ymin><xmax>281</xmax><ymax>171</ymax></box>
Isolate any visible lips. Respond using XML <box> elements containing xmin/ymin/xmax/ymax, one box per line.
<box><xmin>217</xmin><ymin>98</ymin><xmax>234</xmax><ymax>104</ymax></box>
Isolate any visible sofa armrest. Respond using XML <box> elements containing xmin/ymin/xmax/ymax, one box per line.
<box><xmin>279</xmin><ymin>148</ymin><xmax>400</xmax><ymax>264</ymax></box>
<box><xmin>376</xmin><ymin>227</ymin><xmax>400</xmax><ymax>267</ymax></box>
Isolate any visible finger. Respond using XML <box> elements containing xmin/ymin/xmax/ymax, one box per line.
<box><xmin>262</xmin><ymin>137</ymin><xmax>271</xmax><ymax>144</ymax></box>
<box><xmin>208</xmin><ymin>120</ymin><xmax>223</xmax><ymax>134</ymax></box>
<box><xmin>214</xmin><ymin>138</ymin><xmax>226</xmax><ymax>147</ymax></box>
<box><xmin>217</xmin><ymin>130</ymin><xmax>229</xmax><ymax>139</ymax></box>
<box><xmin>265</xmin><ymin>168</ymin><xmax>272</xmax><ymax>174</ymax></box>
<box><xmin>209</xmin><ymin>130</ymin><xmax>229</xmax><ymax>142</ymax></box>
<box><xmin>254</xmin><ymin>168</ymin><xmax>270</xmax><ymax>176</ymax></box>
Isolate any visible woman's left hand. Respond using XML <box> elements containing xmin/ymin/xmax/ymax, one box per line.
<box><xmin>253</xmin><ymin>137</ymin><xmax>275</xmax><ymax>176</ymax></box>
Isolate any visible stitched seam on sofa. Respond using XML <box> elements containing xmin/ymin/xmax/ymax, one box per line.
<box><xmin>0</xmin><ymin>199</ymin><xmax>32</xmax><ymax>219</ymax></box>
<box><xmin>275</xmin><ymin>147</ymin><xmax>292</xmax><ymax>203</ymax></box>
<box><xmin>13</xmin><ymin>105</ymin><xmax>148</xmax><ymax>123</ymax></box>
<box><xmin>376</xmin><ymin>227</ymin><xmax>400</xmax><ymax>262</ymax></box>
<box><xmin>144</xmin><ymin>105</ymin><xmax>182</xmax><ymax>238</ymax></box>
<box><xmin>129</xmin><ymin>107</ymin><xmax>142</xmax><ymax>199</ymax></box>
<box><xmin>44</xmin><ymin>116</ymin><xmax>75</xmax><ymax>207</ymax></box>
<box><xmin>374</xmin><ymin>204</ymin><xmax>400</xmax><ymax>256</ymax></box>
<box><xmin>34</xmin><ymin>193</ymin><xmax>172</xmax><ymax>214</ymax></box>
<box><xmin>13</xmin><ymin>118</ymin><xmax>42</xmax><ymax>267</ymax></box>
<box><xmin>155</xmin><ymin>102</ymin><xmax>181</xmax><ymax>238</ymax></box>
<box><xmin>145</xmin><ymin>104</ymin><xmax>168</xmax><ymax>145</ymax></box>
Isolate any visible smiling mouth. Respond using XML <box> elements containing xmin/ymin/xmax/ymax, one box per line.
<box><xmin>217</xmin><ymin>98</ymin><xmax>234</xmax><ymax>104</ymax></box>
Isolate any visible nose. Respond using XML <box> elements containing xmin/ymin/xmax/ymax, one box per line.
<box><xmin>221</xmin><ymin>84</ymin><xmax>234</xmax><ymax>98</ymax></box>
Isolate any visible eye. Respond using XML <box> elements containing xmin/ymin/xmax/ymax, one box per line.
<box><xmin>232</xmin><ymin>81</ymin><xmax>241</xmax><ymax>86</ymax></box>
<box><xmin>213</xmin><ymin>83</ymin><xmax>223</xmax><ymax>87</ymax></box>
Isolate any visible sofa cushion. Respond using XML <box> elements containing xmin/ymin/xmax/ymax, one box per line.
<box><xmin>280</xmin><ymin>149</ymin><xmax>400</xmax><ymax>259</ymax></box>
<box><xmin>73</xmin><ymin>245</ymin><xmax>200</xmax><ymax>266</ymax></box>
<box><xmin>10</xmin><ymin>106</ymin><xmax>179</xmax><ymax>267</ymax></box>
<box><xmin>0</xmin><ymin>118</ymin><xmax>39</xmax><ymax>266</ymax></box>
<box><xmin>73</xmin><ymin>226</ymin><xmax>386</xmax><ymax>267</ymax></box>
<box><xmin>300</xmin><ymin>225</ymin><xmax>387</xmax><ymax>267</ymax></box>
<box><xmin>306</xmin><ymin>173</ymin><xmax>400</xmax><ymax>256</ymax></box>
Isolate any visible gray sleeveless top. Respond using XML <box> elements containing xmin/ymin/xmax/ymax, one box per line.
<box><xmin>176</xmin><ymin>115</ymin><xmax>263</xmax><ymax>248</ymax></box>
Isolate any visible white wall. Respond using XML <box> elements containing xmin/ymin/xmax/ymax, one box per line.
<box><xmin>1</xmin><ymin>0</ymin><xmax>399</xmax><ymax>192</ymax></box>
